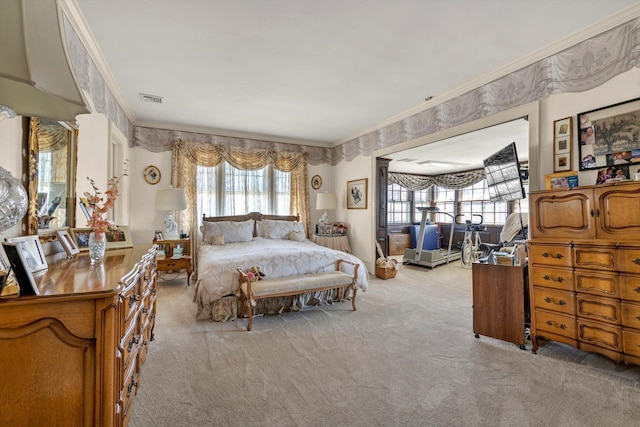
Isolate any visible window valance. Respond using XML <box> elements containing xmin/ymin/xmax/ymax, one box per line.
<box><xmin>389</xmin><ymin>169</ymin><xmax>485</xmax><ymax>191</ymax></box>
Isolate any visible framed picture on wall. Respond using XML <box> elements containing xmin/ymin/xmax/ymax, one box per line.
<box><xmin>577</xmin><ymin>97</ymin><xmax>640</xmax><ymax>171</ymax></box>
<box><xmin>347</xmin><ymin>178</ymin><xmax>368</xmax><ymax>209</ymax></box>
<box><xmin>553</xmin><ymin>117</ymin><xmax>572</xmax><ymax>172</ymax></box>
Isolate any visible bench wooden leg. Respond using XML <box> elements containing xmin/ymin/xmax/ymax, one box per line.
<box><xmin>247</xmin><ymin>298</ymin><xmax>254</xmax><ymax>331</ymax></box>
<box><xmin>351</xmin><ymin>287</ymin><xmax>357</xmax><ymax>311</ymax></box>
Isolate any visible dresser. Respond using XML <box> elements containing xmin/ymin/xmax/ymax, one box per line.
<box><xmin>0</xmin><ymin>245</ymin><xmax>157</xmax><ymax>426</ymax></box>
<box><xmin>528</xmin><ymin>181</ymin><xmax>640</xmax><ymax>364</ymax></box>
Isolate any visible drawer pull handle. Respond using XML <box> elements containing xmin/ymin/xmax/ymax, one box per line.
<box><xmin>142</xmin><ymin>307</ymin><xmax>149</xmax><ymax>314</ymax></box>
<box><xmin>545</xmin><ymin>320</ymin><xmax>566</xmax><ymax>329</ymax></box>
<box><xmin>542</xmin><ymin>252</ymin><xmax>563</xmax><ymax>259</ymax></box>
<box><xmin>543</xmin><ymin>275</ymin><xmax>564</xmax><ymax>282</ymax></box>
<box><xmin>128</xmin><ymin>336</ymin><xmax>139</xmax><ymax>352</ymax></box>
<box><xmin>636</xmin><ymin>316</ymin><xmax>640</xmax><ymax>321</ymax></box>
<box><xmin>634</xmin><ymin>258</ymin><xmax>640</xmax><ymax>265</ymax></box>
<box><xmin>544</xmin><ymin>297</ymin><xmax>566</xmax><ymax>305</ymax></box>
<box><xmin>635</xmin><ymin>287</ymin><xmax>640</xmax><ymax>293</ymax></box>
<box><xmin>127</xmin><ymin>380</ymin><xmax>138</xmax><ymax>398</ymax></box>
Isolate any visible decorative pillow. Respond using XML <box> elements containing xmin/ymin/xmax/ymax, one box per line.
<box><xmin>202</xmin><ymin>220</ymin><xmax>253</xmax><ymax>243</ymax></box>
<box><xmin>262</xmin><ymin>220</ymin><xmax>306</xmax><ymax>240</ymax></box>
<box><xmin>210</xmin><ymin>235</ymin><xmax>225</xmax><ymax>245</ymax></box>
<box><xmin>288</xmin><ymin>230</ymin><xmax>305</xmax><ymax>241</ymax></box>
<box><xmin>255</xmin><ymin>220</ymin><xmax>265</xmax><ymax>238</ymax></box>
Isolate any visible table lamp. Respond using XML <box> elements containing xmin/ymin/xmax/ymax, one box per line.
<box><xmin>316</xmin><ymin>192</ymin><xmax>337</xmax><ymax>224</ymax></box>
<box><xmin>156</xmin><ymin>187</ymin><xmax>187</xmax><ymax>240</ymax></box>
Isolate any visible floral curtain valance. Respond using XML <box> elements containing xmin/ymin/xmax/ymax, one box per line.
<box><xmin>171</xmin><ymin>139</ymin><xmax>310</xmax><ymax>267</ymax></box>
<box><xmin>389</xmin><ymin>169</ymin><xmax>485</xmax><ymax>191</ymax></box>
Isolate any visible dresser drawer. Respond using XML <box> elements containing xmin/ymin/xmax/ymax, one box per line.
<box><xmin>621</xmin><ymin>301</ymin><xmax>640</xmax><ymax>329</ymax></box>
<box><xmin>574</xmin><ymin>269</ymin><xmax>619</xmax><ymax>298</ymax></box>
<box><xmin>620</xmin><ymin>274</ymin><xmax>640</xmax><ymax>302</ymax></box>
<box><xmin>120</xmin><ymin>356</ymin><xmax>139</xmax><ymax>424</ymax></box>
<box><xmin>532</xmin><ymin>287</ymin><xmax>575</xmax><ymax>315</ymax></box>
<box><xmin>618</xmin><ymin>248</ymin><xmax>640</xmax><ymax>274</ymax></box>
<box><xmin>577</xmin><ymin>295</ymin><xmax>621</xmax><ymax>325</ymax></box>
<box><xmin>573</xmin><ymin>245</ymin><xmax>617</xmax><ymax>271</ymax></box>
<box><xmin>578</xmin><ymin>318</ymin><xmax>623</xmax><ymax>353</ymax></box>
<box><xmin>157</xmin><ymin>258</ymin><xmax>190</xmax><ymax>270</ymax></box>
<box><xmin>529</xmin><ymin>243</ymin><xmax>572</xmax><ymax>267</ymax></box>
<box><xmin>120</xmin><ymin>275</ymin><xmax>142</xmax><ymax>336</ymax></box>
<box><xmin>120</xmin><ymin>319</ymin><xmax>141</xmax><ymax>371</ymax></box>
<box><xmin>530</xmin><ymin>266</ymin><xmax>574</xmax><ymax>291</ymax></box>
<box><xmin>534</xmin><ymin>309</ymin><xmax>576</xmax><ymax>340</ymax></box>
<box><xmin>623</xmin><ymin>328</ymin><xmax>640</xmax><ymax>358</ymax></box>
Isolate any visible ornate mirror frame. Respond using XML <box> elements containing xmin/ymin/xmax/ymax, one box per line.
<box><xmin>27</xmin><ymin>117</ymin><xmax>79</xmax><ymax>237</ymax></box>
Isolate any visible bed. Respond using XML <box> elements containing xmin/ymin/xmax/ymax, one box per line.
<box><xmin>193</xmin><ymin>212</ymin><xmax>369</xmax><ymax>321</ymax></box>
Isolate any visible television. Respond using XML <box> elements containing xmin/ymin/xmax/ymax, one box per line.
<box><xmin>483</xmin><ymin>142</ymin><xmax>526</xmax><ymax>201</ymax></box>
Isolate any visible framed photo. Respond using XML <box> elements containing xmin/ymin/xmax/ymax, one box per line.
<box><xmin>1</xmin><ymin>242</ymin><xmax>39</xmax><ymax>296</ymax></box>
<box><xmin>577</xmin><ymin>97</ymin><xmax>640</xmax><ymax>171</ymax></box>
<box><xmin>55</xmin><ymin>228</ymin><xmax>80</xmax><ymax>257</ymax></box>
<box><xmin>311</xmin><ymin>175</ymin><xmax>322</xmax><ymax>190</ymax></box>
<box><xmin>544</xmin><ymin>171</ymin><xmax>579</xmax><ymax>190</ymax></box>
<box><xmin>154</xmin><ymin>230</ymin><xmax>164</xmax><ymax>241</ymax></box>
<box><xmin>554</xmin><ymin>153</ymin><xmax>571</xmax><ymax>172</ymax></box>
<box><xmin>70</xmin><ymin>228</ymin><xmax>92</xmax><ymax>251</ymax></box>
<box><xmin>347</xmin><ymin>178</ymin><xmax>368</xmax><ymax>209</ymax></box>
<box><xmin>5</xmin><ymin>235</ymin><xmax>48</xmax><ymax>273</ymax></box>
<box><xmin>105</xmin><ymin>226</ymin><xmax>133</xmax><ymax>249</ymax></box>
<box><xmin>143</xmin><ymin>165</ymin><xmax>161</xmax><ymax>185</ymax></box>
<box><xmin>595</xmin><ymin>165</ymin><xmax>631</xmax><ymax>185</ymax></box>
<box><xmin>553</xmin><ymin>117</ymin><xmax>572</xmax><ymax>172</ymax></box>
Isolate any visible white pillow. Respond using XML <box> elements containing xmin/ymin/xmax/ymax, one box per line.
<box><xmin>202</xmin><ymin>220</ymin><xmax>254</xmax><ymax>243</ymax></box>
<box><xmin>288</xmin><ymin>230</ymin><xmax>305</xmax><ymax>241</ymax></box>
<box><xmin>262</xmin><ymin>220</ymin><xmax>305</xmax><ymax>240</ymax></box>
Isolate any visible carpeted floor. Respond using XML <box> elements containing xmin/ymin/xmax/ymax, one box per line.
<box><xmin>130</xmin><ymin>262</ymin><xmax>640</xmax><ymax>427</ymax></box>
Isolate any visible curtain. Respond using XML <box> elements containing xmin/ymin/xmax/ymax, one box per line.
<box><xmin>171</xmin><ymin>140</ymin><xmax>309</xmax><ymax>265</ymax></box>
<box><xmin>389</xmin><ymin>169</ymin><xmax>485</xmax><ymax>191</ymax></box>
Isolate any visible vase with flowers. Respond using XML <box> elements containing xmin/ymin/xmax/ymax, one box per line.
<box><xmin>85</xmin><ymin>166</ymin><xmax>127</xmax><ymax>263</ymax></box>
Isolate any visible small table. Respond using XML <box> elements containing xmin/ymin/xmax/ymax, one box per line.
<box><xmin>312</xmin><ymin>234</ymin><xmax>351</xmax><ymax>253</ymax></box>
<box><xmin>154</xmin><ymin>238</ymin><xmax>193</xmax><ymax>284</ymax></box>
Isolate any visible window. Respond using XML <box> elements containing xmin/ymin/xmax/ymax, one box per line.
<box><xmin>197</xmin><ymin>162</ymin><xmax>290</xmax><ymax>217</ymax></box>
<box><xmin>459</xmin><ymin>181</ymin><xmax>508</xmax><ymax>225</ymax></box>
<box><xmin>434</xmin><ymin>187</ymin><xmax>456</xmax><ymax>223</ymax></box>
<box><xmin>387</xmin><ymin>183</ymin><xmax>411</xmax><ymax>224</ymax></box>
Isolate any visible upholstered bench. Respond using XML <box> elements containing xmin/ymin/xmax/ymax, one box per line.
<box><xmin>237</xmin><ymin>260</ymin><xmax>359</xmax><ymax>331</ymax></box>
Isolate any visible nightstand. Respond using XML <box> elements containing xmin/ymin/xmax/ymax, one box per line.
<box><xmin>154</xmin><ymin>238</ymin><xmax>192</xmax><ymax>284</ymax></box>
<box><xmin>312</xmin><ymin>234</ymin><xmax>351</xmax><ymax>253</ymax></box>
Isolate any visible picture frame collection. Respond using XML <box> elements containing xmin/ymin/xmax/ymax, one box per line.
<box><xmin>0</xmin><ymin>225</ymin><xmax>134</xmax><ymax>298</ymax></box>
<box><xmin>547</xmin><ymin>97</ymin><xmax>640</xmax><ymax>187</ymax></box>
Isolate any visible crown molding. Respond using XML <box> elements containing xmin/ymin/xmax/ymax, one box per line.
<box><xmin>336</xmin><ymin>3</ymin><xmax>640</xmax><ymax>146</ymax></box>
<box><xmin>135</xmin><ymin>120</ymin><xmax>333</xmax><ymax>148</ymax></box>
<box><xmin>61</xmin><ymin>0</ymin><xmax>136</xmax><ymax>122</ymax></box>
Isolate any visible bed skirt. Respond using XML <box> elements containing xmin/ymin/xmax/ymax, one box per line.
<box><xmin>194</xmin><ymin>286</ymin><xmax>353</xmax><ymax>321</ymax></box>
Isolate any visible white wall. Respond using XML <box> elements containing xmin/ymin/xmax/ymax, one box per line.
<box><xmin>128</xmin><ymin>148</ymin><xmax>172</xmax><ymax>244</ymax></box>
<box><xmin>0</xmin><ymin>116</ymin><xmax>27</xmax><ymax>239</ymax></box>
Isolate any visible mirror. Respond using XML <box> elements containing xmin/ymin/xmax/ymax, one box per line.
<box><xmin>27</xmin><ymin>117</ymin><xmax>78</xmax><ymax>235</ymax></box>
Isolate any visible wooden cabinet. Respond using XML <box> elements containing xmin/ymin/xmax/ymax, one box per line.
<box><xmin>388</xmin><ymin>233</ymin><xmax>411</xmax><ymax>256</ymax></box>
<box><xmin>529</xmin><ymin>181</ymin><xmax>640</xmax><ymax>240</ymax></box>
<box><xmin>528</xmin><ymin>181</ymin><xmax>640</xmax><ymax>365</ymax></box>
<box><xmin>0</xmin><ymin>245</ymin><xmax>157</xmax><ymax>426</ymax></box>
<box><xmin>472</xmin><ymin>262</ymin><xmax>529</xmax><ymax>348</ymax></box>
<box><xmin>155</xmin><ymin>238</ymin><xmax>192</xmax><ymax>283</ymax></box>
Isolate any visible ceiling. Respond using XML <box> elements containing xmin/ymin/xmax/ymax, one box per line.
<box><xmin>72</xmin><ymin>0</ymin><xmax>638</xmax><ymax>154</ymax></box>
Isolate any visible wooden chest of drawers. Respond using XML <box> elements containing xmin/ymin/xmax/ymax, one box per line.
<box><xmin>0</xmin><ymin>245</ymin><xmax>157</xmax><ymax>426</ymax></box>
<box><xmin>528</xmin><ymin>181</ymin><xmax>640</xmax><ymax>365</ymax></box>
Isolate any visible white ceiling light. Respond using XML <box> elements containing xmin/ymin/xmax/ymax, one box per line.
<box><xmin>417</xmin><ymin>160</ymin><xmax>469</xmax><ymax>168</ymax></box>
<box><xmin>0</xmin><ymin>0</ymin><xmax>90</xmax><ymax>121</ymax></box>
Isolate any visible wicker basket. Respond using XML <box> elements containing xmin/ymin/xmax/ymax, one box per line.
<box><xmin>375</xmin><ymin>263</ymin><xmax>398</xmax><ymax>280</ymax></box>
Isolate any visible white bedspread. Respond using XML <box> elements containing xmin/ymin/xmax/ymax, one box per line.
<box><xmin>194</xmin><ymin>238</ymin><xmax>368</xmax><ymax>315</ymax></box>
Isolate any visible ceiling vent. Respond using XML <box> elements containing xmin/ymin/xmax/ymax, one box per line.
<box><xmin>140</xmin><ymin>93</ymin><xmax>163</xmax><ymax>104</ymax></box>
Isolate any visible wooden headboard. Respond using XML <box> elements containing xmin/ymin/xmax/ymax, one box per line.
<box><xmin>201</xmin><ymin>212</ymin><xmax>300</xmax><ymax>237</ymax></box>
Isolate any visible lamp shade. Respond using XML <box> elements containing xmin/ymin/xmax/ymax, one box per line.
<box><xmin>156</xmin><ymin>188</ymin><xmax>187</xmax><ymax>211</ymax></box>
<box><xmin>0</xmin><ymin>0</ymin><xmax>90</xmax><ymax>121</ymax></box>
<box><xmin>316</xmin><ymin>192</ymin><xmax>337</xmax><ymax>210</ymax></box>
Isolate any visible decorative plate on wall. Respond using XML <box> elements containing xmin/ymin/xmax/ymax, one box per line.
<box><xmin>143</xmin><ymin>165</ymin><xmax>161</xmax><ymax>185</ymax></box>
<box><xmin>311</xmin><ymin>175</ymin><xmax>322</xmax><ymax>190</ymax></box>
